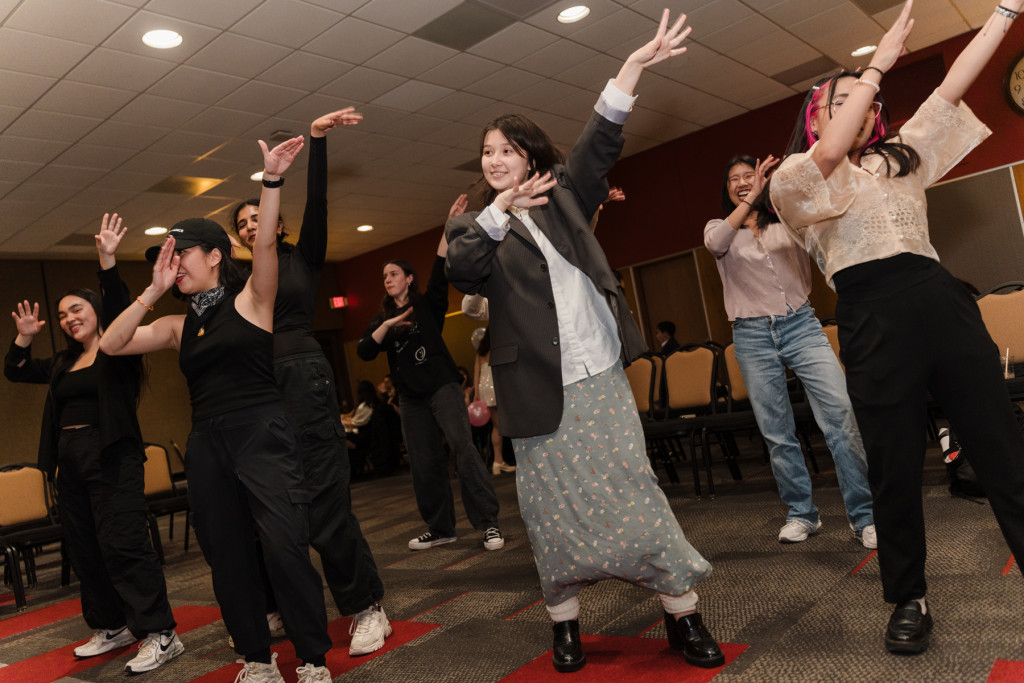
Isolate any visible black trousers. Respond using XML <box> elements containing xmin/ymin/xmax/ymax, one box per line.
<box><xmin>57</xmin><ymin>428</ymin><xmax>175</xmax><ymax>638</ymax></box>
<box><xmin>185</xmin><ymin>402</ymin><xmax>330</xmax><ymax>662</ymax></box>
<box><xmin>274</xmin><ymin>352</ymin><xmax>384</xmax><ymax>614</ymax></box>
<box><xmin>835</xmin><ymin>256</ymin><xmax>1024</xmax><ymax>604</ymax></box>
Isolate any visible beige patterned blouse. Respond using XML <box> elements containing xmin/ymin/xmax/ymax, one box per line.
<box><xmin>770</xmin><ymin>90</ymin><xmax>991</xmax><ymax>288</ymax></box>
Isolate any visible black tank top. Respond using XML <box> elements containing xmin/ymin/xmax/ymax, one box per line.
<box><xmin>53</xmin><ymin>363</ymin><xmax>100</xmax><ymax>427</ymax></box>
<box><xmin>179</xmin><ymin>293</ymin><xmax>280</xmax><ymax>421</ymax></box>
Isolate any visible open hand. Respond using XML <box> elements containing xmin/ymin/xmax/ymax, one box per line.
<box><xmin>871</xmin><ymin>0</ymin><xmax>914</xmax><ymax>73</ymax></box>
<box><xmin>312</xmin><ymin>107</ymin><xmax>363</xmax><ymax>137</ymax></box>
<box><xmin>259</xmin><ymin>135</ymin><xmax>305</xmax><ymax>178</ymax></box>
<box><xmin>750</xmin><ymin>155</ymin><xmax>779</xmax><ymax>198</ymax></box>
<box><xmin>448</xmin><ymin>194</ymin><xmax>469</xmax><ymax>218</ymax></box>
<box><xmin>11</xmin><ymin>301</ymin><xmax>45</xmax><ymax>338</ymax></box>
<box><xmin>499</xmin><ymin>171</ymin><xmax>558</xmax><ymax>212</ymax></box>
<box><xmin>627</xmin><ymin>9</ymin><xmax>691</xmax><ymax>69</ymax></box>
<box><xmin>151</xmin><ymin>237</ymin><xmax>181</xmax><ymax>295</ymax></box>
<box><xmin>95</xmin><ymin>212</ymin><xmax>127</xmax><ymax>257</ymax></box>
<box><xmin>384</xmin><ymin>306</ymin><xmax>414</xmax><ymax>330</ymax></box>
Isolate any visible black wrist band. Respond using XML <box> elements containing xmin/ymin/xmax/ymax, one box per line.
<box><xmin>262</xmin><ymin>176</ymin><xmax>284</xmax><ymax>188</ymax></box>
<box><xmin>862</xmin><ymin>65</ymin><xmax>885</xmax><ymax>77</ymax></box>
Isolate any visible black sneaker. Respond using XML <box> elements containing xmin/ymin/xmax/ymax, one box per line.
<box><xmin>483</xmin><ymin>526</ymin><xmax>504</xmax><ymax>550</ymax></box>
<box><xmin>408</xmin><ymin>531</ymin><xmax>457</xmax><ymax>550</ymax></box>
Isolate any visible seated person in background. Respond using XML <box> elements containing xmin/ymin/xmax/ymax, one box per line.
<box><xmin>654</xmin><ymin>320</ymin><xmax>680</xmax><ymax>355</ymax></box>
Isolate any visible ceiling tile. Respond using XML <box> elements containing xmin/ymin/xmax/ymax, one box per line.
<box><xmin>5</xmin><ymin>110</ymin><xmax>102</xmax><ymax>143</ymax></box>
<box><xmin>467</xmin><ymin>22</ymin><xmax>560</xmax><ymax>63</ymax></box>
<box><xmin>33</xmin><ymin>81</ymin><xmax>136</xmax><ymax>118</ymax></box>
<box><xmin>179</xmin><ymin>107</ymin><xmax>267</xmax><ymax>139</ymax></box>
<box><xmin>0</xmin><ymin>161</ymin><xmax>45</xmax><ymax>186</ymax></box>
<box><xmin>5</xmin><ymin>182</ymin><xmax>80</xmax><ymax>204</ymax></box>
<box><xmin>230</xmin><ymin>0</ymin><xmax>344</xmax><ymax>48</ymax></box>
<box><xmin>4</xmin><ymin>0</ymin><xmax>133</xmax><ymax>43</ymax></box>
<box><xmin>553</xmin><ymin>53</ymin><xmax>621</xmax><ymax>90</ymax></box>
<box><xmin>353</xmin><ymin>0</ymin><xmax>463</xmax><ymax>33</ymax></box>
<box><xmin>371</xmin><ymin>81</ymin><xmax>454</xmax><ymax>113</ymax></box>
<box><xmin>65</xmin><ymin>48</ymin><xmax>176</xmax><ymax>91</ymax></box>
<box><xmin>762</xmin><ymin>0</ymin><xmax>850</xmax><ymax>27</ymax></box>
<box><xmin>418</xmin><ymin>92</ymin><xmax>496</xmax><ymax>122</ymax></box>
<box><xmin>0</xmin><ymin>104</ymin><xmax>24</xmax><ymax>131</ymax></box>
<box><xmin>260</xmin><ymin>52</ymin><xmax>353</xmax><ymax>92</ymax></box>
<box><xmin>685</xmin><ymin>0</ymin><xmax>757</xmax><ymax>36</ymax></box>
<box><xmin>465</xmin><ymin>67</ymin><xmax>544</xmax><ymax>100</ymax></box>
<box><xmin>698</xmin><ymin>12</ymin><xmax>778</xmax><ymax>54</ymax></box>
<box><xmin>0</xmin><ymin>29</ymin><xmax>92</xmax><ymax>79</ymax></box>
<box><xmin>522</xmin><ymin>0</ymin><xmax>622</xmax><ymax>36</ymax></box>
<box><xmin>565</xmin><ymin>7</ymin><xmax>657</xmax><ymax>49</ymax></box>
<box><xmin>112</xmin><ymin>94</ymin><xmax>206</xmax><ymax>128</ymax></box>
<box><xmin>142</xmin><ymin>0</ymin><xmax>263</xmax><ymax>30</ymax></box>
<box><xmin>221</xmin><ymin>81</ymin><xmax>308</xmax><ymax>117</ymax></box>
<box><xmin>304</xmin><ymin>17</ymin><xmax>404</xmax><ymax>63</ymax></box>
<box><xmin>0</xmin><ymin>70</ymin><xmax>57</xmax><ymax>108</ymax></box>
<box><xmin>187</xmin><ymin>33</ymin><xmax>293</xmax><ymax>80</ymax></box>
<box><xmin>320</xmin><ymin>67</ymin><xmax>408</xmax><ymax>104</ymax></box>
<box><xmin>146</xmin><ymin>130</ymin><xmax>229</xmax><ymax>157</ymax></box>
<box><xmin>365</xmin><ymin>37</ymin><xmax>459</xmax><ymax>78</ymax></box>
<box><xmin>0</xmin><ymin>0</ymin><xmax>19</xmax><ymax>21</ymax></box>
<box><xmin>418</xmin><ymin>53</ymin><xmax>504</xmax><ymax>90</ymax></box>
<box><xmin>80</xmin><ymin>120</ymin><xmax>170</xmax><ymax>150</ymax></box>
<box><xmin>515</xmin><ymin>40</ymin><xmax>599</xmax><ymax>78</ymax></box>
<box><xmin>789</xmin><ymin>4</ymin><xmax>883</xmax><ymax>63</ymax></box>
<box><xmin>100</xmin><ymin>11</ymin><xmax>221</xmax><ymax>61</ymax></box>
<box><xmin>517</xmin><ymin>80</ymin><xmax>586</xmax><ymax>112</ymax></box>
<box><xmin>147</xmin><ymin>66</ymin><xmax>247</xmax><ymax>105</ymax></box>
<box><xmin>271</xmin><ymin>93</ymin><xmax>358</xmax><ymax>129</ymax></box>
<box><xmin>952</xmin><ymin>0</ymin><xmax>1001</xmax><ymax>26</ymax></box>
<box><xmin>90</xmin><ymin>169</ymin><xmax>167</xmax><ymax>192</ymax></box>
<box><xmin>52</xmin><ymin>143</ymin><xmax>137</xmax><ymax>170</ymax></box>
<box><xmin>0</xmin><ymin>135</ymin><xmax>69</xmax><ymax>164</ymax></box>
<box><xmin>625</xmin><ymin>106</ymin><xmax>702</xmax><ymax>142</ymax></box>
<box><xmin>727</xmin><ymin>30</ymin><xmax>822</xmax><ymax>78</ymax></box>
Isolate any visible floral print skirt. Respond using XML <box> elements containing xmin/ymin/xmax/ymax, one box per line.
<box><xmin>514</xmin><ymin>362</ymin><xmax>712</xmax><ymax>606</ymax></box>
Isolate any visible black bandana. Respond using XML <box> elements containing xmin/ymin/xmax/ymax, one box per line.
<box><xmin>190</xmin><ymin>286</ymin><xmax>225</xmax><ymax>317</ymax></box>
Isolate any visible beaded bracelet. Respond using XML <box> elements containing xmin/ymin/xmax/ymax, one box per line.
<box><xmin>135</xmin><ymin>296</ymin><xmax>154</xmax><ymax>312</ymax></box>
<box><xmin>855</xmin><ymin>78</ymin><xmax>881</xmax><ymax>93</ymax></box>
<box><xmin>995</xmin><ymin>5</ymin><xmax>1019</xmax><ymax>19</ymax></box>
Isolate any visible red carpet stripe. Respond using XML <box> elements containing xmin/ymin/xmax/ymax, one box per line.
<box><xmin>0</xmin><ymin>593</ymin><xmax>16</xmax><ymax>607</ymax></box>
<box><xmin>0</xmin><ymin>605</ymin><xmax>221</xmax><ymax>681</ymax></box>
<box><xmin>987</xmin><ymin>659</ymin><xmax>1024</xmax><ymax>682</ymax></box>
<box><xmin>192</xmin><ymin>617</ymin><xmax>438</xmax><ymax>682</ymax></box>
<box><xmin>1001</xmin><ymin>555</ymin><xmax>1016</xmax><ymax>576</ymax></box>
<box><xmin>411</xmin><ymin>591</ymin><xmax>470</xmax><ymax>620</ymax></box>
<box><xmin>499</xmin><ymin>634</ymin><xmax>749</xmax><ymax>682</ymax></box>
<box><xmin>0</xmin><ymin>599</ymin><xmax>80</xmax><ymax>640</ymax></box>
<box><xmin>444</xmin><ymin>551</ymin><xmax>487</xmax><ymax>570</ymax></box>
<box><xmin>505</xmin><ymin>599</ymin><xmax>544</xmax><ymax>621</ymax></box>
<box><xmin>850</xmin><ymin>550</ymin><xmax>877</xmax><ymax>575</ymax></box>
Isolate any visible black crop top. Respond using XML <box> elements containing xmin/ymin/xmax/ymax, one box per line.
<box><xmin>179</xmin><ymin>293</ymin><xmax>280</xmax><ymax>421</ymax></box>
<box><xmin>53</xmin><ymin>363</ymin><xmax>100</xmax><ymax>427</ymax></box>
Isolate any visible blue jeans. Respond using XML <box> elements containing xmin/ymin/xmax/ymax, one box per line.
<box><xmin>732</xmin><ymin>302</ymin><xmax>874</xmax><ymax>532</ymax></box>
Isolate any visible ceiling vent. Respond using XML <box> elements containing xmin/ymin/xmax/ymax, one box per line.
<box><xmin>413</xmin><ymin>2</ymin><xmax>516</xmax><ymax>51</ymax></box>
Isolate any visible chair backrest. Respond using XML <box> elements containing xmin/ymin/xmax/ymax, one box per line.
<box><xmin>976</xmin><ymin>288</ymin><xmax>1024</xmax><ymax>358</ymax></box>
<box><xmin>722</xmin><ymin>344</ymin><xmax>747</xmax><ymax>402</ymax></box>
<box><xmin>822</xmin><ymin>324</ymin><xmax>844</xmax><ymax>371</ymax></box>
<box><xmin>624</xmin><ymin>356</ymin><xmax>655</xmax><ymax>415</ymax></box>
<box><xmin>651</xmin><ymin>354</ymin><xmax>664</xmax><ymax>411</ymax></box>
<box><xmin>144</xmin><ymin>444</ymin><xmax>174</xmax><ymax>497</ymax></box>
<box><xmin>663</xmin><ymin>346</ymin><xmax>716</xmax><ymax>413</ymax></box>
<box><xmin>0</xmin><ymin>466</ymin><xmax>50</xmax><ymax>526</ymax></box>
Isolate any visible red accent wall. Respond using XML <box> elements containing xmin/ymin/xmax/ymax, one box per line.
<box><xmin>332</xmin><ymin>24</ymin><xmax>1024</xmax><ymax>341</ymax></box>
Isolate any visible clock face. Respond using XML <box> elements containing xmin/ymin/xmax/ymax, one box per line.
<box><xmin>1007</xmin><ymin>52</ymin><xmax>1024</xmax><ymax>115</ymax></box>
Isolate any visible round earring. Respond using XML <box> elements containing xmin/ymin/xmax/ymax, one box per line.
<box><xmin>811</xmin><ymin>130</ymin><xmax>820</xmax><ymax>139</ymax></box>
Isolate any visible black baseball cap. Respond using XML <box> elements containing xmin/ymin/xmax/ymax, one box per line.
<box><xmin>145</xmin><ymin>218</ymin><xmax>232</xmax><ymax>262</ymax></box>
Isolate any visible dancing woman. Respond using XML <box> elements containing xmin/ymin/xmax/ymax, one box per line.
<box><xmin>705</xmin><ymin>155</ymin><xmax>875</xmax><ymax>547</ymax></box>
<box><xmin>99</xmin><ymin>137</ymin><xmax>335</xmax><ymax>682</ymax></box>
<box><xmin>5</xmin><ymin>215</ymin><xmax>180</xmax><ymax>674</ymax></box>
<box><xmin>232</xmin><ymin>109</ymin><xmax>389</xmax><ymax>657</ymax></box>
<box><xmin>767</xmin><ymin>0</ymin><xmax>1024</xmax><ymax>654</ymax></box>
<box><xmin>445</xmin><ymin>9</ymin><xmax>723</xmax><ymax>674</ymax></box>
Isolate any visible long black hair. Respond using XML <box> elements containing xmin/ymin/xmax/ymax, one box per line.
<box><xmin>231</xmin><ymin>198</ymin><xmax>293</xmax><ymax>253</ymax></box>
<box><xmin>52</xmin><ymin>288</ymin><xmax>146</xmax><ymax>406</ymax></box>
<box><xmin>469</xmin><ymin>114</ymin><xmax>566</xmax><ymax>208</ymax></box>
<box><xmin>720</xmin><ymin>154</ymin><xmax>758</xmax><ymax>215</ymax></box>
<box><xmin>356</xmin><ymin>379</ymin><xmax>380</xmax><ymax>408</ymax></box>
<box><xmin>757</xmin><ymin>70</ymin><xmax>921</xmax><ymax>230</ymax></box>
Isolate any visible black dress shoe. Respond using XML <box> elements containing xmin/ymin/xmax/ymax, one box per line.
<box><xmin>665</xmin><ymin>612</ymin><xmax>725</xmax><ymax>668</ymax></box>
<box><xmin>885</xmin><ymin>601</ymin><xmax>933</xmax><ymax>654</ymax></box>
<box><xmin>552</xmin><ymin>619</ymin><xmax>586</xmax><ymax>673</ymax></box>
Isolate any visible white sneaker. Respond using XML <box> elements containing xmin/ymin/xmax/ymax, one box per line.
<box><xmin>124</xmin><ymin>630</ymin><xmax>184</xmax><ymax>673</ymax></box>
<box><xmin>408</xmin><ymin>531</ymin><xmax>457</xmax><ymax>550</ymax></box>
<box><xmin>228</xmin><ymin>611</ymin><xmax>286</xmax><ymax>648</ymax></box>
<box><xmin>483</xmin><ymin>526</ymin><xmax>505</xmax><ymax>550</ymax></box>
<box><xmin>858</xmin><ymin>524</ymin><xmax>878</xmax><ymax>549</ymax></box>
<box><xmin>233</xmin><ymin>652</ymin><xmax>285</xmax><ymax>683</ymax></box>
<box><xmin>349</xmin><ymin>603</ymin><xmax>392</xmax><ymax>656</ymax></box>
<box><xmin>74</xmin><ymin>626</ymin><xmax>136</xmax><ymax>657</ymax></box>
<box><xmin>296</xmin><ymin>663</ymin><xmax>333</xmax><ymax>682</ymax></box>
<box><xmin>778</xmin><ymin>519</ymin><xmax>822</xmax><ymax>543</ymax></box>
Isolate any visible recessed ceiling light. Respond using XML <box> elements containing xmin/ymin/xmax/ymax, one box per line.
<box><xmin>851</xmin><ymin>45</ymin><xmax>877</xmax><ymax>57</ymax></box>
<box><xmin>250</xmin><ymin>171</ymin><xmax>264</xmax><ymax>181</ymax></box>
<box><xmin>142</xmin><ymin>30</ymin><xmax>182</xmax><ymax>49</ymax></box>
<box><xmin>356</xmin><ymin>225</ymin><xmax>374</xmax><ymax>232</ymax></box>
<box><xmin>144</xmin><ymin>226</ymin><xmax>168</xmax><ymax>236</ymax></box>
<box><xmin>557</xmin><ymin>5</ymin><xmax>590</xmax><ymax>23</ymax></box>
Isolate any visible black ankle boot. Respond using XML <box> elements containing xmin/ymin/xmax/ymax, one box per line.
<box><xmin>552</xmin><ymin>619</ymin><xmax>586</xmax><ymax>673</ymax></box>
<box><xmin>665</xmin><ymin>612</ymin><xmax>725</xmax><ymax>668</ymax></box>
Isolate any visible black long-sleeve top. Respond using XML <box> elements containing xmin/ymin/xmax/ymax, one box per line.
<box><xmin>356</xmin><ymin>256</ymin><xmax>460</xmax><ymax>399</ymax></box>
<box><xmin>4</xmin><ymin>266</ymin><xmax>144</xmax><ymax>476</ymax></box>
<box><xmin>274</xmin><ymin>134</ymin><xmax>328</xmax><ymax>358</ymax></box>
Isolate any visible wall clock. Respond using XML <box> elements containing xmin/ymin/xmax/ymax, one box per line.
<box><xmin>1006</xmin><ymin>50</ymin><xmax>1024</xmax><ymax>116</ymax></box>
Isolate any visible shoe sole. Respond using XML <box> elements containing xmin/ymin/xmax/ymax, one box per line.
<box><xmin>74</xmin><ymin>635</ymin><xmax>137</xmax><ymax>658</ymax></box>
<box><xmin>484</xmin><ymin>539</ymin><xmax>504</xmax><ymax>550</ymax></box>
<box><xmin>409</xmin><ymin>537</ymin><xmax>457</xmax><ymax>550</ymax></box>
<box><xmin>124</xmin><ymin>640</ymin><xmax>184</xmax><ymax>673</ymax></box>
<box><xmin>884</xmin><ymin>636</ymin><xmax>930</xmax><ymax>655</ymax></box>
<box><xmin>553</xmin><ymin>655</ymin><xmax>586</xmax><ymax>673</ymax></box>
<box><xmin>349</xmin><ymin>622</ymin><xmax>393</xmax><ymax>656</ymax></box>
<box><xmin>683</xmin><ymin>651</ymin><xmax>726</xmax><ymax>668</ymax></box>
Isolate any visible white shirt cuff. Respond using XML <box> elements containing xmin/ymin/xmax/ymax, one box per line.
<box><xmin>595</xmin><ymin>80</ymin><xmax>637</xmax><ymax>124</ymax></box>
<box><xmin>475</xmin><ymin>203</ymin><xmax>511</xmax><ymax>241</ymax></box>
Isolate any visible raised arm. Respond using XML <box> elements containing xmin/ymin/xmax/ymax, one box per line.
<box><xmin>238</xmin><ymin>136</ymin><xmax>304</xmax><ymax>329</ymax></box>
<box><xmin>94</xmin><ymin>213</ymin><xmax>133</xmax><ymax>323</ymax></box>
<box><xmin>612</xmin><ymin>9</ymin><xmax>690</xmax><ymax>96</ymax></box>
<box><xmin>95</xmin><ymin>212</ymin><xmax>126</xmax><ymax>272</ymax></box>
<box><xmin>811</xmin><ymin>0</ymin><xmax>914</xmax><ymax>178</ymax></box>
<box><xmin>99</xmin><ymin>238</ymin><xmax>184</xmax><ymax>356</ymax></box>
<box><xmin>296</xmin><ymin>108</ymin><xmax>363</xmax><ymax>268</ymax></box>
<box><xmin>936</xmin><ymin>1</ymin><xmax>1023</xmax><ymax>105</ymax></box>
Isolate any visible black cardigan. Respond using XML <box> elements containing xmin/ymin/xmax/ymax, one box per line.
<box><xmin>4</xmin><ymin>265</ymin><xmax>144</xmax><ymax>477</ymax></box>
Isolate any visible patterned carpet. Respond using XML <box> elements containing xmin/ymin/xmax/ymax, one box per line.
<box><xmin>1</xmin><ymin>429</ymin><xmax>1021</xmax><ymax>682</ymax></box>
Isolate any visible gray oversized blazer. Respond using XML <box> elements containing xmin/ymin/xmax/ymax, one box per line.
<box><xmin>445</xmin><ymin>108</ymin><xmax>647</xmax><ymax>439</ymax></box>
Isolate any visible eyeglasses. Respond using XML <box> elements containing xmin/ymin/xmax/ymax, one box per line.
<box><xmin>830</xmin><ymin>99</ymin><xmax>882</xmax><ymax>116</ymax></box>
